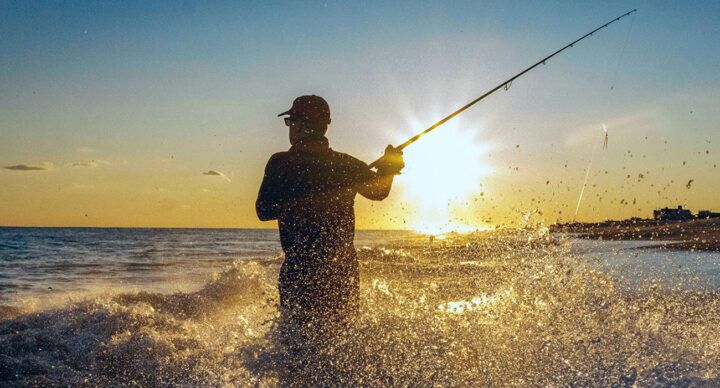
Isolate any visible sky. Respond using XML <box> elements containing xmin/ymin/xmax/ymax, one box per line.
<box><xmin>1</xmin><ymin>1</ymin><xmax>718</xmax><ymax>230</ymax></box>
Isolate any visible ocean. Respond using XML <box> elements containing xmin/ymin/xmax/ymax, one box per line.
<box><xmin>1</xmin><ymin>227</ymin><xmax>719</xmax><ymax>385</ymax></box>
<box><xmin>0</xmin><ymin>228</ymin><xmax>419</xmax><ymax>305</ymax></box>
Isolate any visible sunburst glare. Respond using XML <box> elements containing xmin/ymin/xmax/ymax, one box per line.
<box><xmin>396</xmin><ymin>119</ymin><xmax>493</xmax><ymax>234</ymax></box>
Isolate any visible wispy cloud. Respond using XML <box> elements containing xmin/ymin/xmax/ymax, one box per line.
<box><xmin>202</xmin><ymin>170</ymin><xmax>231</xmax><ymax>182</ymax></box>
<box><xmin>71</xmin><ymin>159</ymin><xmax>110</xmax><ymax>168</ymax></box>
<box><xmin>3</xmin><ymin>162</ymin><xmax>54</xmax><ymax>171</ymax></box>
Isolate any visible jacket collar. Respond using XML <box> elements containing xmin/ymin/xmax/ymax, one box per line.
<box><xmin>289</xmin><ymin>136</ymin><xmax>330</xmax><ymax>153</ymax></box>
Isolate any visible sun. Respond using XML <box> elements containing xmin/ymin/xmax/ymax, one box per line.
<box><xmin>396</xmin><ymin>119</ymin><xmax>493</xmax><ymax>234</ymax></box>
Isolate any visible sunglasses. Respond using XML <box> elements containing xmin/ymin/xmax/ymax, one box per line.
<box><xmin>283</xmin><ymin>116</ymin><xmax>308</xmax><ymax>127</ymax></box>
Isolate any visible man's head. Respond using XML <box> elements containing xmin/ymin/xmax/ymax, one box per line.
<box><xmin>278</xmin><ymin>95</ymin><xmax>331</xmax><ymax>145</ymax></box>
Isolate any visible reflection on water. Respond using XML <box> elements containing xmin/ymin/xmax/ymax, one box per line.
<box><xmin>438</xmin><ymin>288</ymin><xmax>513</xmax><ymax>314</ymax></box>
<box><xmin>0</xmin><ymin>228</ymin><xmax>421</xmax><ymax>304</ymax></box>
<box><xmin>0</xmin><ymin>228</ymin><xmax>281</xmax><ymax>298</ymax></box>
<box><xmin>1</xmin><ymin>228</ymin><xmax>719</xmax><ymax>385</ymax></box>
<box><xmin>571</xmin><ymin>238</ymin><xmax>720</xmax><ymax>290</ymax></box>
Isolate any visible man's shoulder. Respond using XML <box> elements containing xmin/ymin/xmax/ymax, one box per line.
<box><xmin>264</xmin><ymin>151</ymin><xmax>291</xmax><ymax>170</ymax></box>
<box><xmin>329</xmin><ymin>149</ymin><xmax>368</xmax><ymax>168</ymax></box>
<box><xmin>267</xmin><ymin>151</ymin><xmax>290</xmax><ymax>162</ymax></box>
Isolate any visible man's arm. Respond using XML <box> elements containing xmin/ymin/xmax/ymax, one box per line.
<box><xmin>357</xmin><ymin>172</ymin><xmax>395</xmax><ymax>201</ymax></box>
<box><xmin>356</xmin><ymin>145</ymin><xmax>404</xmax><ymax>201</ymax></box>
<box><xmin>256</xmin><ymin>155</ymin><xmax>284</xmax><ymax>221</ymax></box>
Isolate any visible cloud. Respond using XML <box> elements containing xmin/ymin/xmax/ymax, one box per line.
<box><xmin>4</xmin><ymin>162</ymin><xmax>54</xmax><ymax>171</ymax></box>
<box><xmin>202</xmin><ymin>170</ymin><xmax>231</xmax><ymax>182</ymax></box>
<box><xmin>72</xmin><ymin>159</ymin><xmax>110</xmax><ymax>168</ymax></box>
<box><xmin>76</xmin><ymin>146</ymin><xmax>95</xmax><ymax>154</ymax></box>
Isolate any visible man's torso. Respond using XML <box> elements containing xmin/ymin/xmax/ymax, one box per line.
<box><xmin>267</xmin><ymin>140</ymin><xmax>371</xmax><ymax>264</ymax></box>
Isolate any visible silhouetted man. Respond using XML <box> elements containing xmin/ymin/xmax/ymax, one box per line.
<box><xmin>256</xmin><ymin>95</ymin><xmax>404</xmax><ymax>333</ymax></box>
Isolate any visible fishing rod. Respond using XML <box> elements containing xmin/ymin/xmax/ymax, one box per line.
<box><xmin>370</xmin><ymin>9</ymin><xmax>637</xmax><ymax>168</ymax></box>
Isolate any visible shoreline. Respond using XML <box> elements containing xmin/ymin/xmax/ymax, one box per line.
<box><xmin>552</xmin><ymin>218</ymin><xmax>720</xmax><ymax>252</ymax></box>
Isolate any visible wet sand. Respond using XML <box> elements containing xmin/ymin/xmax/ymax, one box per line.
<box><xmin>552</xmin><ymin>218</ymin><xmax>720</xmax><ymax>251</ymax></box>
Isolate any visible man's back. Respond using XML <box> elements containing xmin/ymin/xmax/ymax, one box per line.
<box><xmin>257</xmin><ymin>136</ymin><xmax>376</xmax><ymax>327</ymax></box>
<box><xmin>257</xmin><ymin>136</ymin><xmax>372</xmax><ymax>262</ymax></box>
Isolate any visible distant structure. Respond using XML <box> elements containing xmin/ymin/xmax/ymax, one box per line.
<box><xmin>698</xmin><ymin>210</ymin><xmax>720</xmax><ymax>219</ymax></box>
<box><xmin>553</xmin><ymin>206</ymin><xmax>719</xmax><ymax>230</ymax></box>
<box><xmin>653</xmin><ymin>206</ymin><xmax>693</xmax><ymax>221</ymax></box>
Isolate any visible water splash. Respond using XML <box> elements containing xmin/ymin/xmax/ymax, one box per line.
<box><xmin>2</xmin><ymin>230</ymin><xmax>719</xmax><ymax>385</ymax></box>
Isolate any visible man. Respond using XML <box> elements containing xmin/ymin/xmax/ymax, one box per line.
<box><xmin>256</xmin><ymin>95</ymin><xmax>404</xmax><ymax>332</ymax></box>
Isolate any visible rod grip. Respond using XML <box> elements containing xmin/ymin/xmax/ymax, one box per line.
<box><xmin>368</xmin><ymin>143</ymin><xmax>404</xmax><ymax>169</ymax></box>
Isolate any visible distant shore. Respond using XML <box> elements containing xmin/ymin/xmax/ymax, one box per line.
<box><xmin>551</xmin><ymin>218</ymin><xmax>720</xmax><ymax>251</ymax></box>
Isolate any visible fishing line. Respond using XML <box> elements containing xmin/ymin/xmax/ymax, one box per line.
<box><xmin>573</xmin><ymin>128</ymin><xmax>605</xmax><ymax>220</ymax></box>
<box><xmin>609</xmin><ymin>11</ymin><xmax>636</xmax><ymax>90</ymax></box>
<box><xmin>573</xmin><ymin>149</ymin><xmax>596</xmax><ymax>221</ymax></box>
<box><xmin>574</xmin><ymin>12</ymin><xmax>636</xmax><ymax>219</ymax></box>
<box><xmin>369</xmin><ymin>9</ymin><xmax>637</xmax><ymax>168</ymax></box>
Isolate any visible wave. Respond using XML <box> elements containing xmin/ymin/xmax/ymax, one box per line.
<box><xmin>1</xmin><ymin>230</ymin><xmax>719</xmax><ymax>386</ymax></box>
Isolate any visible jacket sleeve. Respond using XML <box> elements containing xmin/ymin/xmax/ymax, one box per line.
<box><xmin>256</xmin><ymin>155</ymin><xmax>284</xmax><ymax>221</ymax></box>
<box><xmin>351</xmin><ymin>157</ymin><xmax>391</xmax><ymax>201</ymax></box>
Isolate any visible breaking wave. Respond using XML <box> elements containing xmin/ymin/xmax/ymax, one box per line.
<box><xmin>2</xmin><ymin>230</ymin><xmax>719</xmax><ymax>386</ymax></box>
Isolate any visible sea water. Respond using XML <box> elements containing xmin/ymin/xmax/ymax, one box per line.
<box><xmin>0</xmin><ymin>228</ymin><xmax>420</xmax><ymax>304</ymax></box>
<box><xmin>1</xmin><ymin>227</ymin><xmax>719</xmax><ymax>385</ymax></box>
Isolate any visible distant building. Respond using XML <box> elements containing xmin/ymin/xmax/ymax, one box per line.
<box><xmin>697</xmin><ymin>210</ymin><xmax>720</xmax><ymax>219</ymax></box>
<box><xmin>653</xmin><ymin>206</ymin><xmax>693</xmax><ymax>221</ymax></box>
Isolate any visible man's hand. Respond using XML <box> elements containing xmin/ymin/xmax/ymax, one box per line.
<box><xmin>375</xmin><ymin>145</ymin><xmax>405</xmax><ymax>175</ymax></box>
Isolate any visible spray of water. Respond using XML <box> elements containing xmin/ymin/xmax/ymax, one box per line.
<box><xmin>2</xmin><ymin>229</ymin><xmax>719</xmax><ymax>385</ymax></box>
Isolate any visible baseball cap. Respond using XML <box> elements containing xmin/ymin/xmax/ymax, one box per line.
<box><xmin>277</xmin><ymin>95</ymin><xmax>331</xmax><ymax>124</ymax></box>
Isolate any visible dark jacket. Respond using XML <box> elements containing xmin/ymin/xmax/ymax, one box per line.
<box><xmin>256</xmin><ymin>136</ymin><xmax>385</xmax><ymax>321</ymax></box>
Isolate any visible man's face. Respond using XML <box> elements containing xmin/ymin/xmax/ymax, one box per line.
<box><xmin>287</xmin><ymin>117</ymin><xmax>309</xmax><ymax>146</ymax></box>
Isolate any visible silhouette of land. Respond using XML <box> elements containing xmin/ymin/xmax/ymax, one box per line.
<box><xmin>552</xmin><ymin>215</ymin><xmax>720</xmax><ymax>251</ymax></box>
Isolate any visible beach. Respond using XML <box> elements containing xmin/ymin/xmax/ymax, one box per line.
<box><xmin>552</xmin><ymin>218</ymin><xmax>720</xmax><ymax>251</ymax></box>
